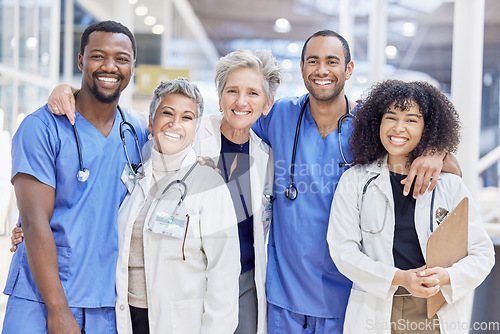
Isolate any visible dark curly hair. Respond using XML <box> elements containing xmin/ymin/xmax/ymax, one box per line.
<box><xmin>350</xmin><ymin>80</ymin><xmax>460</xmax><ymax>166</ymax></box>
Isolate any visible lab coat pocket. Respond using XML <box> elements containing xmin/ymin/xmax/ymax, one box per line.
<box><xmin>171</xmin><ymin>298</ymin><xmax>204</xmax><ymax>334</ymax></box>
<box><xmin>345</xmin><ymin>289</ymin><xmax>378</xmax><ymax>333</ymax></box>
<box><xmin>120</xmin><ymin>164</ymin><xmax>136</xmax><ymax>194</ymax></box>
<box><xmin>160</xmin><ymin>213</ymin><xmax>202</xmax><ymax>261</ymax></box>
<box><xmin>438</xmin><ymin>295</ymin><xmax>468</xmax><ymax>331</ymax></box>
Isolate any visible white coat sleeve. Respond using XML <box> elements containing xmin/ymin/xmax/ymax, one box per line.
<box><xmin>262</xmin><ymin>148</ymin><xmax>274</xmax><ymax>236</ymax></box>
<box><xmin>327</xmin><ymin>169</ymin><xmax>399</xmax><ymax>300</ymax></box>
<box><xmin>438</xmin><ymin>176</ymin><xmax>495</xmax><ymax>304</ymax></box>
<box><xmin>199</xmin><ymin>174</ymin><xmax>240</xmax><ymax>334</ymax></box>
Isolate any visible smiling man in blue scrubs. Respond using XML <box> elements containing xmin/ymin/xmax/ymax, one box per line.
<box><xmin>3</xmin><ymin>21</ymin><xmax>147</xmax><ymax>334</ymax></box>
<box><xmin>252</xmin><ymin>30</ymin><xmax>456</xmax><ymax>333</ymax></box>
<box><xmin>252</xmin><ymin>29</ymin><xmax>354</xmax><ymax>334</ymax></box>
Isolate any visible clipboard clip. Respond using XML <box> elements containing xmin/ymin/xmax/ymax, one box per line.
<box><xmin>435</xmin><ymin>207</ymin><xmax>449</xmax><ymax>225</ymax></box>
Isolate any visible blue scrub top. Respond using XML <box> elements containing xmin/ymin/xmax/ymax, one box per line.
<box><xmin>252</xmin><ymin>94</ymin><xmax>353</xmax><ymax>318</ymax></box>
<box><xmin>5</xmin><ymin>104</ymin><xmax>148</xmax><ymax>308</ymax></box>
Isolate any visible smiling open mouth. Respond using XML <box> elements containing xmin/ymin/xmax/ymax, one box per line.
<box><xmin>390</xmin><ymin>136</ymin><xmax>408</xmax><ymax>143</ymax></box>
<box><xmin>233</xmin><ymin>110</ymin><xmax>250</xmax><ymax>115</ymax></box>
<box><xmin>163</xmin><ymin>132</ymin><xmax>182</xmax><ymax>140</ymax></box>
<box><xmin>313</xmin><ymin>79</ymin><xmax>332</xmax><ymax>86</ymax></box>
<box><xmin>97</xmin><ymin>77</ymin><xmax>118</xmax><ymax>83</ymax></box>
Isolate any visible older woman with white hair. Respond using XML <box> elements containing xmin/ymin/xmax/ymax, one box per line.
<box><xmin>116</xmin><ymin>78</ymin><xmax>240</xmax><ymax>334</ymax></box>
<box><xmin>24</xmin><ymin>49</ymin><xmax>281</xmax><ymax>334</ymax></box>
<box><xmin>197</xmin><ymin>49</ymin><xmax>281</xmax><ymax>334</ymax></box>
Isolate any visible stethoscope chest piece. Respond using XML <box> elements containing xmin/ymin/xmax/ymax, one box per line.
<box><xmin>284</xmin><ymin>185</ymin><xmax>298</xmax><ymax>200</ymax></box>
<box><xmin>77</xmin><ymin>168</ymin><xmax>90</xmax><ymax>182</ymax></box>
<box><xmin>284</xmin><ymin>95</ymin><xmax>353</xmax><ymax>201</ymax></box>
<box><xmin>72</xmin><ymin>103</ymin><xmax>144</xmax><ymax>183</ymax></box>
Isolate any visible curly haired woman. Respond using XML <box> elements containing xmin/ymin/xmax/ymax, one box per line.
<box><xmin>327</xmin><ymin>80</ymin><xmax>494</xmax><ymax>334</ymax></box>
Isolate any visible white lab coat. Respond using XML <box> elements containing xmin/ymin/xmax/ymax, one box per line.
<box><xmin>327</xmin><ymin>157</ymin><xmax>495</xmax><ymax>334</ymax></box>
<box><xmin>115</xmin><ymin>148</ymin><xmax>240</xmax><ymax>334</ymax></box>
<box><xmin>196</xmin><ymin>114</ymin><xmax>274</xmax><ymax>334</ymax></box>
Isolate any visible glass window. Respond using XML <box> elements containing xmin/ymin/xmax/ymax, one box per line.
<box><xmin>0</xmin><ymin>2</ymin><xmax>15</xmax><ymax>68</ymax></box>
<box><xmin>0</xmin><ymin>78</ymin><xmax>15</xmax><ymax>134</ymax></box>
<box><xmin>38</xmin><ymin>3</ymin><xmax>52</xmax><ymax>78</ymax></box>
<box><xmin>19</xmin><ymin>2</ymin><xmax>36</xmax><ymax>73</ymax></box>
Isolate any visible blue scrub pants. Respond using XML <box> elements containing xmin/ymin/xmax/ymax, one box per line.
<box><xmin>268</xmin><ymin>303</ymin><xmax>344</xmax><ymax>334</ymax></box>
<box><xmin>2</xmin><ymin>296</ymin><xmax>117</xmax><ymax>334</ymax></box>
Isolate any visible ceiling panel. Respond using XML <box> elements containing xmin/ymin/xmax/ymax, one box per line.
<box><xmin>81</xmin><ymin>0</ymin><xmax>500</xmax><ymax>86</ymax></box>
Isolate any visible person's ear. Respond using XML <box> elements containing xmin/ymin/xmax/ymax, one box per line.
<box><xmin>345</xmin><ymin>61</ymin><xmax>354</xmax><ymax>80</ymax></box>
<box><xmin>263</xmin><ymin>96</ymin><xmax>275</xmax><ymax>117</ymax></box>
<box><xmin>77</xmin><ymin>53</ymin><xmax>83</xmax><ymax>71</ymax></box>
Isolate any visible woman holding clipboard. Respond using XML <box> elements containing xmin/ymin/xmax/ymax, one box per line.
<box><xmin>327</xmin><ymin>80</ymin><xmax>494</xmax><ymax>333</ymax></box>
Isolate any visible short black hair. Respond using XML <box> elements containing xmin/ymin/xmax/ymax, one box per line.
<box><xmin>301</xmin><ymin>30</ymin><xmax>351</xmax><ymax>68</ymax></box>
<box><xmin>80</xmin><ymin>20</ymin><xmax>136</xmax><ymax>59</ymax></box>
<box><xmin>350</xmin><ymin>80</ymin><xmax>461</xmax><ymax>166</ymax></box>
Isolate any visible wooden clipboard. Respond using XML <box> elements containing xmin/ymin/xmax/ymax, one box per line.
<box><xmin>426</xmin><ymin>197</ymin><xmax>468</xmax><ymax>318</ymax></box>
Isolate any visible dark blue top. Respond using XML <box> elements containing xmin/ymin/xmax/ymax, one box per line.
<box><xmin>217</xmin><ymin>133</ymin><xmax>254</xmax><ymax>273</ymax></box>
<box><xmin>390</xmin><ymin>171</ymin><xmax>426</xmax><ymax>270</ymax></box>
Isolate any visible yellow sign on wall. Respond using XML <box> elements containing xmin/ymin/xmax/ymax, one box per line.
<box><xmin>135</xmin><ymin>65</ymin><xmax>190</xmax><ymax>95</ymax></box>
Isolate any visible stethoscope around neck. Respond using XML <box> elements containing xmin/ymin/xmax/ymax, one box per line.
<box><xmin>284</xmin><ymin>95</ymin><xmax>354</xmax><ymax>200</ymax></box>
<box><xmin>360</xmin><ymin>172</ymin><xmax>438</xmax><ymax>234</ymax></box>
<box><xmin>72</xmin><ymin>92</ymin><xmax>145</xmax><ymax>182</ymax></box>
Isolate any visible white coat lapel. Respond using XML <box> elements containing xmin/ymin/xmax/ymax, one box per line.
<box><xmin>198</xmin><ymin>114</ymin><xmax>224</xmax><ymax>166</ymax></box>
<box><xmin>248</xmin><ymin>130</ymin><xmax>268</xmax><ymax>219</ymax></box>
<box><xmin>137</xmin><ymin>158</ymin><xmax>153</xmax><ymax>200</ymax></box>
<box><xmin>366</xmin><ymin>159</ymin><xmax>394</xmax><ymax>211</ymax></box>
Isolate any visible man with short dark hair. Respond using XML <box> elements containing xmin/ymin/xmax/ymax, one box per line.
<box><xmin>252</xmin><ymin>30</ymin><xmax>456</xmax><ymax>333</ymax></box>
<box><xmin>3</xmin><ymin>21</ymin><xmax>147</xmax><ymax>334</ymax></box>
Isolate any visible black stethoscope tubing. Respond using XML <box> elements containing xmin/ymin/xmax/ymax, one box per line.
<box><xmin>284</xmin><ymin>95</ymin><xmax>353</xmax><ymax>200</ymax></box>
<box><xmin>161</xmin><ymin>161</ymin><xmax>199</xmax><ymax>221</ymax></box>
<box><xmin>119</xmin><ymin>114</ymin><xmax>145</xmax><ymax>180</ymax></box>
<box><xmin>72</xmin><ymin>122</ymin><xmax>88</xmax><ymax>182</ymax></box>
<box><xmin>73</xmin><ymin>102</ymin><xmax>144</xmax><ymax>182</ymax></box>
<box><xmin>360</xmin><ymin>173</ymin><xmax>437</xmax><ymax>234</ymax></box>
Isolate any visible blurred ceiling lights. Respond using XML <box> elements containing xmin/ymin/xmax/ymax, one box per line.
<box><xmin>144</xmin><ymin>15</ymin><xmax>157</xmax><ymax>26</ymax></box>
<box><xmin>135</xmin><ymin>5</ymin><xmax>148</xmax><ymax>16</ymax></box>
<box><xmin>152</xmin><ymin>24</ymin><xmax>165</xmax><ymax>35</ymax></box>
<box><xmin>273</xmin><ymin>18</ymin><xmax>291</xmax><ymax>33</ymax></box>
